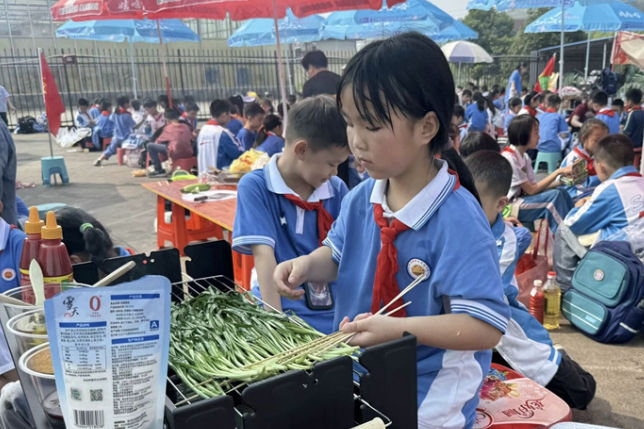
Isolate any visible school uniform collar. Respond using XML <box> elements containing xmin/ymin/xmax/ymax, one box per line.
<box><xmin>0</xmin><ymin>220</ymin><xmax>10</xmax><ymax>251</ymax></box>
<box><xmin>264</xmin><ymin>154</ymin><xmax>333</xmax><ymax>202</ymax></box>
<box><xmin>369</xmin><ymin>160</ymin><xmax>456</xmax><ymax>231</ymax></box>
<box><xmin>597</xmin><ymin>108</ymin><xmax>615</xmax><ymax>117</ymax></box>
<box><xmin>610</xmin><ymin>166</ymin><xmax>642</xmax><ymax>180</ymax></box>
<box><xmin>490</xmin><ymin>214</ymin><xmax>507</xmax><ymax>241</ymax></box>
<box><xmin>574</xmin><ymin>146</ymin><xmax>591</xmax><ymax>160</ymax></box>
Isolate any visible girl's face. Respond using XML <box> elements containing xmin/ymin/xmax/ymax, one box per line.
<box><xmin>528</xmin><ymin>123</ymin><xmax>540</xmax><ymax>149</ymax></box>
<box><xmin>341</xmin><ymin>86</ymin><xmax>437</xmax><ymax>181</ymax></box>
<box><xmin>584</xmin><ymin>127</ymin><xmax>608</xmax><ymax>155</ymax></box>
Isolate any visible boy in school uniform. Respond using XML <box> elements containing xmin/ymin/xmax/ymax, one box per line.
<box><xmin>143</xmin><ymin>98</ymin><xmax>165</xmax><ymax>139</ymax></box>
<box><xmin>91</xmin><ymin>100</ymin><xmax>115</xmax><ymax>151</ymax></box>
<box><xmin>89</xmin><ymin>98</ymin><xmax>102</xmax><ymax>119</ymax></box>
<box><xmin>592</xmin><ymin>90</ymin><xmax>620</xmax><ymax>134</ymax></box>
<box><xmin>75</xmin><ymin>98</ymin><xmax>95</xmax><ymax>129</ymax></box>
<box><xmin>466</xmin><ymin>151</ymin><xmax>596</xmax><ymax>410</ymax></box>
<box><xmin>611</xmin><ymin>98</ymin><xmax>626</xmax><ymax>127</ymax></box>
<box><xmin>94</xmin><ymin>95</ymin><xmax>145</xmax><ymax>166</ymax></box>
<box><xmin>623</xmin><ymin>88</ymin><xmax>644</xmax><ymax>149</ymax></box>
<box><xmin>555</xmin><ymin>134</ymin><xmax>644</xmax><ymax>289</ymax></box>
<box><xmin>560</xmin><ymin>119</ymin><xmax>609</xmax><ymax>199</ymax></box>
<box><xmin>197</xmin><ymin>100</ymin><xmax>244</xmax><ymax>174</ymax></box>
<box><xmin>237</xmin><ymin>103</ymin><xmax>266</xmax><ymax>151</ymax></box>
<box><xmin>180</xmin><ymin>103</ymin><xmax>200</xmax><ymax>132</ymax></box>
<box><xmin>452</xmin><ymin>105</ymin><xmax>468</xmax><ymax>142</ymax></box>
<box><xmin>232</xmin><ymin>96</ymin><xmax>350</xmax><ymax>334</ymax></box>
<box><xmin>536</xmin><ymin>94</ymin><xmax>569</xmax><ymax>155</ymax></box>
<box><xmin>504</xmin><ymin>97</ymin><xmax>522</xmax><ymax>136</ymax></box>
<box><xmin>226</xmin><ymin>104</ymin><xmax>244</xmax><ymax>136</ymax></box>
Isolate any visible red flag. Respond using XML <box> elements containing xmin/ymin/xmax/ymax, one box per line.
<box><xmin>535</xmin><ymin>54</ymin><xmax>556</xmax><ymax>93</ymax></box>
<box><xmin>40</xmin><ymin>53</ymin><xmax>65</xmax><ymax>137</ymax></box>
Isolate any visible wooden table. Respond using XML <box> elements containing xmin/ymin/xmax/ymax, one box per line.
<box><xmin>142</xmin><ymin>179</ymin><xmax>254</xmax><ymax>289</ymax></box>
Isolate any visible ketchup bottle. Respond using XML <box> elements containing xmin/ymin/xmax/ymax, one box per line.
<box><xmin>529</xmin><ymin>279</ymin><xmax>545</xmax><ymax>325</ymax></box>
<box><xmin>19</xmin><ymin>207</ymin><xmax>44</xmax><ymax>286</ymax></box>
<box><xmin>37</xmin><ymin>212</ymin><xmax>74</xmax><ymax>291</ymax></box>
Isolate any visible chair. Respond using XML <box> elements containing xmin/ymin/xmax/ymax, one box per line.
<box><xmin>634</xmin><ymin>148</ymin><xmax>642</xmax><ymax>170</ymax></box>
<box><xmin>36</xmin><ymin>203</ymin><xmax>67</xmax><ymax>220</ymax></box>
<box><xmin>535</xmin><ymin>151</ymin><xmax>562</xmax><ymax>174</ymax></box>
<box><xmin>172</xmin><ymin>157</ymin><xmax>198</xmax><ymax>173</ymax></box>
<box><xmin>116</xmin><ymin>148</ymin><xmax>126</xmax><ymax>166</ymax></box>
<box><xmin>41</xmin><ymin>156</ymin><xmax>69</xmax><ymax>186</ymax></box>
<box><xmin>102</xmin><ymin>137</ymin><xmax>112</xmax><ymax>151</ymax></box>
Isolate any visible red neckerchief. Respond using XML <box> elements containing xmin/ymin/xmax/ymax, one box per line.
<box><xmin>206</xmin><ymin>120</ymin><xmax>221</xmax><ymax>126</ymax></box>
<box><xmin>267</xmin><ymin>131</ymin><xmax>276</xmax><ymax>137</ymax></box>
<box><xmin>539</xmin><ymin>104</ymin><xmax>546</xmax><ymax>112</ymax></box>
<box><xmin>623</xmin><ymin>172</ymin><xmax>643</xmax><ymax>178</ymax></box>
<box><xmin>545</xmin><ymin>108</ymin><xmax>558</xmax><ymax>113</ymax></box>
<box><xmin>459</xmin><ymin>123</ymin><xmax>468</xmax><ymax>130</ymax></box>
<box><xmin>598</xmin><ymin>108</ymin><xmax>615</xmax><ymax>118</ymax></box>
<box><xmin>371</xmin><ymin>170</ymin><xmax>459</xmax><ymax>317</ymax></box>
<box><xmin>117</xmin><ymin>107</ymin><xmax>131</xmax><ymax>115</ymax></box>
<box><xmin>101</xmin><ymin>111</ymin><xmax>110</xmax><ymax>116</ymax></box>
<box><xmin>181</xmin><ymin>112</ymin><xmax>187</xmax><ymax>118</ymax></box>
<box><xmin>283</xmin><ymin>195</ymin><xmax>333</xmax><ymax>247</ymax></box>
<box><xmin>525</xmin><ymin>106</ymin><xmax>538</xmax><ymax>117</ymax></box>
<box><xmin>574</xmin><ymin>147</ymin><xmax>596</xmax><ymax>176</ymax></box>
<box><xmin>629</xmin><ymin>106</ymin><xmax>642</xmax><ymax>113</ymax></box>
<box><xmin>502</xmin><ymin>147</ymin><xmax>527</xmax><ymax>196</ymax></box>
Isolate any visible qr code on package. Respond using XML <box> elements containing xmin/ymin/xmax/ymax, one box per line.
<box><xmin>90</xmin><ymin>389</ymin><xmax>103</xmax><ymax>402</ymax></box>
<box><xmin>70</xmin><ymin>388</ymin><xmax>81</xmax><ymax>401</ymax></box>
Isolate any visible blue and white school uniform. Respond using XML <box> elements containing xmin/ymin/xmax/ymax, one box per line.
<box><xmin>468</xmin><ymin>108</ymin><xmax>489</xmax><ymax>133</ymax></box>
<box><xmin>197</xmin><ymin>120</ymin><xmax>244</xmax><ymax>174</ymax></box>
<box><xmin>560</xmin><ymin>147</ymin><xmax>601</xmax><ymax>199</ymax></box>
<box><xmin>492</xmin><ymin>215</ymin><xmax>560</xmax><ymax>386</ymax></box>
<box><xmin>505</xmin><ymin>69</ymin><xmax>522</xmax><ymax>105</ymax></box>
<box><xmin>227</xmin><ymin>117</ymin><xmax>244</xmax><ymax>136</ymax></box>
<box><xmin>594</xmin><ymin>108</ymin><xmax>621</xmax><ymax>135</ymax></box>
<box><xmin>458</xmin><ymin>123</ymin><xmax>469</xmax><ymax>142</ymax></box>
<box><xmin>89</xmin><ymin>105</ymin><xmax>101</xmax><ymax>119</ymax></box>
<box><xmin>236</xmin><ymin>128</ymin><xmax>258</xmax><ymax>151</ymax></box>
<box><xmin>103</xmin><ymin>110</ymin><xmax>136</xmax><ymax>159</ymax></box>
<box><xmin>91</xmin><ymin>112</ymin><xmax>115</xmax><ymax>150</ymax></box>
<box><xmin>502</xmin><ymin>145</ymin><xmax>573</xmax><ymax>233</ymax></box>
<box><xmin>232</xmin><ymin>155</ymin><xmax>348</xmax><ymax>334</ymax></box>
<box><xmin>564</xmin><ymin>166</ymin><xmax>644</xmax><ymax>240</ymax></box>
<box><xmin>493</xmin><ymin>98</ymin><xmax>503</xmax><ymax>111</ymax></box>
<box><xmin>75</xmin><ymin>110</ymin><xmax>93</xmax><ymax>129</ymax></box>
<box><xmin>0</xmin><ymin>220</ymin><xmax>23</xmax><ymax>375</ymax></box>
<box><xmin>503</xmin><ymin>111</ymin><xmax>516</xmax><ymax>136</ymax></box>
<box><xmin>464</xmin><ymin>103</ymin><xmax>476</xmax><ymax>122</ymax></box>
<box><xmin>255</xmin><ymin>133</ymin><xmax>284</xmax><ymax>157</ymax></box>
<box><xmin>537</xmin><ymin>110</ymin><xmax>568</xmax><ymax>153</ymax></box>
<box><xmin>323</xmin><ymin>161</ymin><xmax>510</xmax><ymax>429</ymax></box>
<box><xmin>348</xmin><ymin>155</ymin><xmax>370</xmax><ymax>190</ymax></box>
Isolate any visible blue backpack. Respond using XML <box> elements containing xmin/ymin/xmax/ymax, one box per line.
<box><xmin>562</xmin><ymin>241</ymin><xmax>644</xmax><ymax>343</ymax></box>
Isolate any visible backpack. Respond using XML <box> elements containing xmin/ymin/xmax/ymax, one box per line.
<box><xmin>17</xmin><ymin>116</ymin><xmax>38</xmax><ymax>134</ymax></box>
<box><xmin>601</xmin><ymin>68</ymin><xmax>618</xmax><ymax>95</ymax></box>
<box><xmin>562</xmin><ymin>241</ymin><xmax>644</xmax><ymax>343</ymax></box>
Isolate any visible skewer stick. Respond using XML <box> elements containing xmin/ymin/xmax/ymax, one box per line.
<box><xmin>384</xmin><ymin>301</ymin><xmax>412</xmax><ymax>317</ymax></box>
<box><xmin>374</xmin><ymin>272</ymin><xmax>428</xmax><ymax>316</ymax></box>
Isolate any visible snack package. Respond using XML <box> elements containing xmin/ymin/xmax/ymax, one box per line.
<box><xmin>45</xmin><ymin>276</ymin><xmax>171</xmax><ymax>429</ymax></box>
<box><xmin>229</xmin><ymin>149</ymin><xmax>270</xmax><ymax>174</ymax></box>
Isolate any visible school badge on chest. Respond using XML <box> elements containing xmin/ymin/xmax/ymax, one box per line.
<box><xmin>407</xmin><ymin>259</ymin><xmax>430</xmax><ymax>279</ymax></box>
<box><xmin>1</xmin><ymin>268</ymin><xmax>16</xmax><ymax>282</ymax></box>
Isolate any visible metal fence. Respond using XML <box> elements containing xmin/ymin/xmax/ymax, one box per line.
<box><xmin>0</xmin><ymin>47</ymin><xmax>354</xmax><ymax>128</ymax></box>
<box><xmin>450</xmin><ymin>55</ymin><xmax>540</xmax><ymax>90</ymax></box>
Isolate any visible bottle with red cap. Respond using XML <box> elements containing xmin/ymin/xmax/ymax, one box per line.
<box><xmin>529</xmin><ymin>279</ymin><xmax>545</xmax><ymax>325</ymax></box>
<box><xmin>19</xmin><ymin>207</ymin><xmax>44</xmax><ymax>286</ymax></box>
<box><xmin>37</xmin><ymin>212</ymin><xmax>73</xmax><ymax>287</ymax></box>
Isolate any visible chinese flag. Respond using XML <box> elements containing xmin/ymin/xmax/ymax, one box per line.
<box><xmin>535</xmin><ymin>54</ymin><xmax>556</xmax><ymax>93</ymax></box>
<box><xmin>40</xmin><ymin>53</ymin><xmax>65</xmax><ymax>136</ymax></box>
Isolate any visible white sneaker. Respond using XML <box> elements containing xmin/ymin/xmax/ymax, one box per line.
<box><xmin>93</xmin><ymin>158</ymin><xmax>102</xmax><ymax>167</ymax></box>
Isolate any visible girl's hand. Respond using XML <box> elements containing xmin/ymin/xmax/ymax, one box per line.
<box><xmin>273</xmin><ymin>257</ymin><xmax>310</xmax><ymax>300</ymax></box>
<box><xmin>558</xmin><ymin>165</ymin><xmax>574</xmax><ymax>176</ymax></box>
<box><xmin>340</xmin><ymin>314</ymin><xmax>404</xmax><ymax>348</ymax></box>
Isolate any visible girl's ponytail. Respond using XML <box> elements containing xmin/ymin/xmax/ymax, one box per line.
<box><xmin>440</xmin><ymin>146</ymin><xmax>480</xmax><ymax>203</ymax></box>
<box><xmin>253</xmin><ymin>114</ymin><xmax>282</xmax><ymax>148</ymax></box>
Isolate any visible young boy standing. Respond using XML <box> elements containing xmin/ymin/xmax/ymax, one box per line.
<box><xmin>593</xmin><ymin>90</ymin><xmax>620</xmax><ymax>134</ymax></box>
<box><xmin>232</xmin><ymin>96</ymin><xmax>349</xmax><ymax>334</ymax></box>
<box><xmin>197</xmin><ymin>100</ymin><xmax>244</xmax><ymax>174</ymax></box>
<box><xmin>237</xmin><ymin>103</ymin><xmax>266</xmax><ymax>151</ymax></box>
<box><xmin>537</xmin><ymin>94</ymin><xmax>569</xmax><ymax>155</ymax></box>
<box><xmin>623</xmin><ymin>88</ymin><xmax>644</xmax><ymax>149</ymax></box>
<box><xmin>466</xmin><ymin>151</ymin><xmax>596</xmax><ymax>410</ymax></box>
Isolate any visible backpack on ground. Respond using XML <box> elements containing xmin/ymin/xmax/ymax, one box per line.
<box><xmin>562</xmin><ymin>241</ymin><xmax>644</xmax><ymax>343</ymax></box>
<box><xmin>17</xmin><ymin>116</ymin><xmax>38</xmax><ymax>134</ymax></box>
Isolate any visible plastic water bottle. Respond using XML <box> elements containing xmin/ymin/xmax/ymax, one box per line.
<box><xmin>543</xmin><ymin>272</ymin><xmax>562</xmax><ymax>330</ymax></box>
<box><xmin>530</xmin><ymin>280</ymin><xmax>545</xmax><ymax>325</ymax></box>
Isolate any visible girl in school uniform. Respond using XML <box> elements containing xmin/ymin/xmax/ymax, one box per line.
<box><xmin>468</xmin><ymin>93</ymin><xmax>489</xmax><ymax>133</ymax></box>
<box><xmin>519</xmin><ymin>91</ymin><xmax>541</xmax><ymax>117</ymax></box>
<box><xmin>274</xmin><ymin>32</ymin><xmax>511</xmax><ymax>429</ymax></box>
<box><xmin>253</xmin><ymin>114</ymin><xmax>285</xmax><ymax>157</ymax></box>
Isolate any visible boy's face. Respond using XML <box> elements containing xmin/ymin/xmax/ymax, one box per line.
<box><xmin>216</xmin><ymin>111</ymin><xmax>231</xmax><ymax>126</ymax></box>
<box><xmin>612</xmin><ymin>105</ymin><xmax>623</xmax><ymax>115</ymax></box>
<box><xmin>186</xmin><ymin>110</ymin><xmax>198</xmax><ymax>121</ymax></box>
<box><xmin>510</xmin><ymin>105</ymin><xmax>521</xmax><ymax>114</ymax></box>
<box><xmin>583</xmin><ymin>127</ymin><xmax>608</xmax><ymax>155</ymax></box>
<box><xmin>462</xmin><ymin>95</ymin><xmax>471</xmax><ymax>105</ymax></box>
<box><xmin>477</xmin><ymin>183</ymin><xmax>509</xmax><ymax>226</ymax></box>
<box><xmin>294</xmin><ymin>143</ymin><xmax>350</xmax><ymax>189</ymax></box>
<box><xmin>79</xmin><ymin>105</ymin><xmax>89</xmax><ymax>113</ymax></box>
<box><xmin>625</xmin><ymin>99</ymin><xmax>635</xmax><ymax>109</ymax></box>
<box><xmin>452</xmin><ymin>115</ymin><xmax>463</xmax><ymax>126</ymax></box>
<box><xmin>248</xmin><ymin>114</ymin><xmax>265</xmax><ymax>130</ymax></box>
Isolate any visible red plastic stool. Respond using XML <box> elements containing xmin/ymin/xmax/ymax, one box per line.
<box><xmin>634</xmin><ymin>148</ymin><xmax>642</xmax><ymax>169</ymax></box>
<box><xmin>232</xmin><ymin>251</ymin><xmax>254</xmax><ymax>291</ymax></box>
<box><xmin>155</xmin><ymin>195</ymin><xmax>224</xmax><ymax>256</ymax></box>
<box><xmin>172</xmin><ymin>157</ymin><xmax>198</xmax><ymax>173</ymax></box>
<box><xmin>116</xmin><ymin>148</ymin><xmax>126</xmax><ymax>166</ymax></box>
<box><xmin>102</xmin><ymin>137</ymin><xmax>112</xmax><ymax>151</ymax></box>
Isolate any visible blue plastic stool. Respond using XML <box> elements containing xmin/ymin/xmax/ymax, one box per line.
<box><xmin>36</xmin><ymin>203</ymin><xmax>67</xmax><ymax>220</ymax></box>
<box><xmin>535</xmin><ymin>151</ymin><xmax>562</xmax><ymax>174</ymax></box>
<box><xmin>41</xmin><ymin>156</ymin><xmax>69</xmax><ymax>186</ymax></box>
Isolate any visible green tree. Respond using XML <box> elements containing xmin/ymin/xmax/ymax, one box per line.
<box><xmin>462</xmin><ymin>9</ymin><xmax>516</xmax><ymax>56</ymax></box>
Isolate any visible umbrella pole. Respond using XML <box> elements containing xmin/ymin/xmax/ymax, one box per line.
<box><xmin>458</xmin><ymin>62</ymin><xmax>461</xmax><ymax>86</ymax></box>
<box><xmin>559</xmin><ymin>0</ymin><xmax>565</xmax><ymax>92</ymax></box>
<box><xmin>585</xmin><ymin>32</ymin><xmax>591</xmax><ymax>80</ymax></box>
<box><xmin>130</xmin><ymin>42</ymin><xmax>138</xmax><ymax>99</ymax></box>
<box><xmin>272</xmin><ymin>0</ymin><xmax>289</xmax><ymax>126</ymax></box>
<box><xmin>156</xmin><ymin>20</ymin><xmax>173</xmax><ymax>108</ymax></box>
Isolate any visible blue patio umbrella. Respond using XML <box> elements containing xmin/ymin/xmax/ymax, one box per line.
<box><xmin>227</xmin><ymin>9</ymin><xmax>323</xmax><ymax>47</ymax></box>
<box><xmin>57</xmin><ymin>19</ymin><xmax>200</xmax><ymax>98</ymax></box>
<box><xmin>432</xmin><ymin>21</ymin><xmax>478</xmax><ymax>43</ymax></box>
<box><xmin>525</xmin><ymin>2</ymin><xmax>644</xmax><ymax>78</ymax></box>
<box><xmin>320</xmin><ymin>0</ymin><xmax>456</xmax><ymax>41</ymax></box>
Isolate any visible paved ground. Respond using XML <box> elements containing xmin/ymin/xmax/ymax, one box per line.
<box><xmin>11</xmin><ymin>133</ymin><xmax>644</xmax><ymax>428</ymax></box>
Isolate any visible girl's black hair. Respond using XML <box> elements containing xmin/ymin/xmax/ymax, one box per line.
<box><xmin>472</xmin><ymin>92</ymin><xmax>485</xmax><ymax>112</ymax></box>
<box><xmin>460</xmin><ymin>132</ymin><xmax>500</xmax><ymax>158</ymax></box>
<box><xmin>336</xmin><ymin>32</ymin><xmax>478</xmax><ymax>201</ymax></box>
<box><xmin>508</xmin><ymin>115</ymin><xmax>539</xmax><ymax>147</ymax></box>
<box><xmin>253</xmin><ymin>114</ymin><xmax>282</xmax><ymax>148</ymax></box>
<box><xmin>486</xmin><ymin>94</ymin><xmax>497</xmax><ymax>117</ymax></box>
<box><xmin>55</xmin><ymin>207</ymin><xmax>115</xmax><ymax>268</ymax></box>
<box><xmin>524</xmin><ymin>91</ymin><xmax>541</xmax><ymax>107</ymax></box>
<box><xmin>261</xmin><ymin>98</ymin><xmax>275</xmax><ymax>113</ymax></box>
<box><xmin>517</xmin><ymin>62</ymin><xmax>527</xmax><ymax>70</ymax></box>
<box><xmin>115</xmin><ymin>95</ymin><xmax>130</xmax><ymax>113</ymax></box>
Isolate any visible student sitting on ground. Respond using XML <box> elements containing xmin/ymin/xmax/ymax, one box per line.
<box><xmin>466</xmin><ymin>150</ymin><xmax>597</xmax><ymax>410</ymax></box>
<box><xmin>555</xmin><ymin>134</ymin><xmax>644</xmax><ymax>289</ymax></box>
<box><xmin>504</xmin><ymin>97</ymin><xmax>523</xmax><ymax>136</ymax></box>
<box><xmin>94</xmin><ymin>95</ymin><xmax>145</xmax><ymax>166</ymax></box>
<box><xmin>623</xmin><ymin>88</ymin><xmax>644</xmax><ymax>150</ymax></box>
<box><xmin>519</xmin><ymin>91</ymin><xmax>541</xmax><ymax>117</ymax></box>
<box><xmin>502</xmin><ymin>115</ymin><xmax>574</xmax><ymax>233</ymax></box>
<box><xmin>147</xmin><ymin>109</ymin><xmax>194</xmax><ymax>178</ymax></box>
<box><xmin>537</xmin><ymin>94</ymin><xmax>569</xmax><ymax>156</ymax></box>
<box><xmin>253</xmin><ymin>114</ymin><xmax>285</xmax><ymax>157</ymax></box>
<box><xmin>226</xmin><ymin>104</ymin><xmax>244</xmax><ymax>136</ymax></box>
<box><xmin>237</xmin><ymin>103</ymin><xmax>266</xmax><ymax>151</ymax></box>
<box><xmin>197</xmin><ymin>99</ymin><xmax>244</xmax><ymax>174</ymax></box>
<box><xmin>75</xmin><ymin>98</ymin><xmax>95</xmax><ymax>129</ymax></box>
<box><xmin>452</xmin><ymin>105</ymin><xmax>468</xmax><ymax>143</ymax></box>
<box><xmin>232</xmin><ymin>96</ymin><xmax>350</xmax><ymax>334</ymax></box>
<box><xmin>593</xmin><ymin>90</ymin><xmax>620</xmax><ymax>134</ymax></box>
<box><xmin>460</xmin><ymin>131</ymin><xmax>499</xmax><ymax>159</ymax></box>
<box><xmin>91</xmin><ymin>100</ymin><xmax>115</xmax><ymax>151</ymax></box>
<box><xmin>560</xmin><ymin>119</ymin><xmax>609</xmax><ymax>199</ymax></box>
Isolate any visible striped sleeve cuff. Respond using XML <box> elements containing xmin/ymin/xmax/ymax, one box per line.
<box><xmin>322</xmin><ymin>237</ymin><xmax>342</xmax><ymax>264</ymax></box>
<box><xmin>450</xmin><ymin>299</ymin><xmax>508</xmax><ymax>333</ymax></box>
<box><xmin>231</xmin><ymin>235</ymin><xmax>275</xmax><ymax>255</ymax></box>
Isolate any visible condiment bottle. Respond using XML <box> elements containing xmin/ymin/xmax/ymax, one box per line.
<box><xmin>19</xmin><ymin>207</ymin><xmax>44</xmax><ymax>286</ymax></box>
<box><xmin>37</xmin><ymin>212</ymin><xmax>73</xmax><ymax>286</ymax></box>
<box><xmin>543</xmin><ymin>271</ymin><xmax>561</xmax><ymax>330</ymax></box>
<box><xmin>529</xmin><ymin>279</ymin><xmax>545</xmax><ymax>325</ymax></box>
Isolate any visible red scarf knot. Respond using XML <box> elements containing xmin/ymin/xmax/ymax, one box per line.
<box><xmin>284</xmin><ymin>194</ymin><xmax>334</xmax><ymax>246</ymax></box>
<box><xmin>598</xmin><ymin>109</ymin><xmax>615</xmax><ymax>118</ymax></box>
